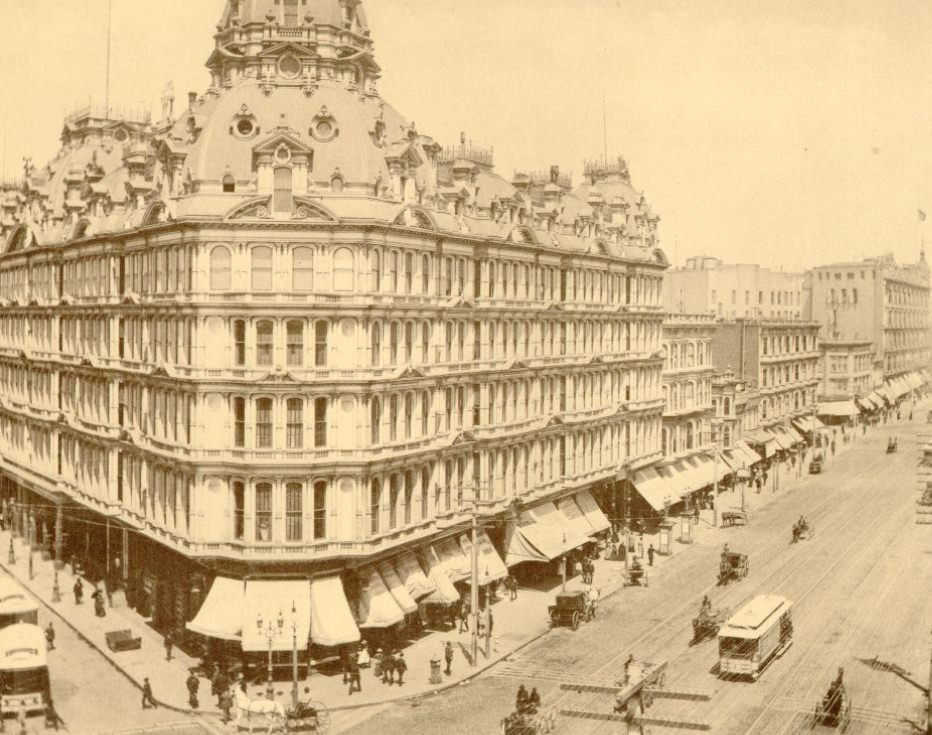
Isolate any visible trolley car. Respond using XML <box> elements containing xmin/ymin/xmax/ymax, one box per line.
<box><xmin>0</xmin><ymin>623</ymin><xmax>50</xmax><ymax>715</ymax></box>
<box><xmin>718</xmin><ymin>595</ymin><xmax>793</xmax><ymax>680</ymax></box>
<box><xmin>0</xmin><ymin>578</ymin><xmax>38</xmax><ymax>629</ymax></box>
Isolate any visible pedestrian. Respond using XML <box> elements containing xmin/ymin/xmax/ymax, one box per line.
<box><xmin>213</xmin><ymin>669</ymin><xmax>230</xmax><ymax>707</ymax></box>
<box><xmin>394</xmin><ymin>651</ymin><xmax>407</xmax><ymax>686</ymax></box>
<box><xmin>637</xmin><ymin>535</ymin><xmax>644</xmax><ymax>559</ymax></box>
<box><xmin>219</xmin><ymin>689</ymin><xmax>233</xmax><ymax>723</ymax></box>
<box><xmin>505</xmin><ymin>573</ymin><xmax>518</xmax><ymax>601</ymax></box>
<box><xmin>373</xmin><ymin>648</ymin><xmax>384</xmax><ymax>679</ymax></box>
<box><xmin>528</xmin><ymin>687</ymin><xmax>541</xmax><ymax>713</ymax></box>
<box><xmin>347</xmin><ymin>658</ymin><xmax>362</xmax><ymax>694</ymax></box>
<box><xmin>516</xmin><ymin>684</ymin><xmax>529</xmax><ymax>714</ymax></box>
<box><xmin>458</xmin><ymin>600</ymin><xmax>469</xmax><ymax>633</ymax></box>
<box><xmin>141</xmin><ymin>677</ymin><xmax>157</xmax><ymax>709</ymax></box>
<box><xmin>830</xmin><ymin>440</ymin><xmax>836</xmax><ymax>456</ymax></box>
<box><xmin>381</xmin><ymin>650</ymin><xmax>395</xmax><ymax>685</ymax></box>
<box><xmin>488</xmin><ymin>609</ymin><xmax>494</xmax><ymax>637</ymax></box>
<box><xmin>186</xmin><ymin>672</ymin><xmax>200</xmax><ymax>709</ymax></box>
<box><xmin>73</xmin><ymin>578</ymin><xmax>83</xmax><ymax>605</ymax></box>
<box><xmin>45</xmin><ymin>622</ymin><xmax>55</xmax><ymax>651</ymax></box>
<box><xmin>164</xmin><ymin>631</ymin><xmax>173</xmax><ymax>661</ymax></box>
<box><xmin>92</xmin><ymin>586</ymin><xmax>106</xmax><ymax>617</ymax></box>
<box><xmin>444</xmin><ymin>641</ymin><xmax>454</xmax><ymax>676</ymax></box>
<box><xmin>647</xmin><ymin>544</ymin><xmax>655</xmax><ymax>567</ymax></box>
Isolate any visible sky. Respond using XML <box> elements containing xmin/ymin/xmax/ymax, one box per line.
<box><xmin>2</xmin><ymin>0</ymin><xmax>932</xmax><ymax>271</ymax></box>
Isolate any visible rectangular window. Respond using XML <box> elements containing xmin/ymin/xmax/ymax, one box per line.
<box><xmin>256</xmin><ymin>321</ymin><xmax>273</xmax><ymax>366</ymax></box>
<box><xmin>233</xmin><ymin>397</ymin><xmax>245</xmax><ymax>447</ymax></box>
<box><xmin>256</xmin><ymin>398</ymin><xmax>273</xmax><ymax>448</ymax></box>
<box><xmin>315</xmin><ymin>321</ymin><xmax>328</xmax><ymax>366</ymax></box>
<box><xmin>389</xmin><ymin>475</ymin><xmax>400</xmax><ymax>529</ymax></box>
<box><xmin>286</xmin><ymin>321</ymin><xmax>303</xmax><ymax>367</ymax></box>
<box><xmin>286</xmin><ymin>483</ymin><xmax>302</xmax><ymax>541</ymax></box>
<box><xmin>314</xmin><ymin>482</ymin><xmax>327</xmax><ymax>538</ymax></box>
<box><xmin>255</xmin><ymin>484</ymin><xmax>272</xmax><ymax>541</ymax></box>
<box><xmin>293</xmin><ymin>247</ymin><xmax>313</xmax><ymax>291</ymax></box>
<box><xmin>283</xmin><ymin>0</ymin><xmax>299</xmax><ymax>25</ymax></box>
<box><xmin>404</xmin><ymin>471</ymin><xmax>413</xmax><ymax>525</ymax></box>
<box><xmin>252</xmin><ymin>247</ymin><xmax>273</xmax><ymax>291</ymax></box>
<box><xmin>404</xmin><ymin>253</ymin><xmax>413</xmax><ymax>293</ymax></box>
<box><xmin>233</xmin><ymin>481</ymin><xmax>245</xmax><ymax>540</ymax></box>
<box><xmin>314</xmin><ymin>398</ymin><xmax>327</xmax><ymax>447</ymax></box>
<box><xmin>370</xmin><ymin>481</ymin><xmax>381</xmax><ymax>535</ymax></box>
<box><xmin>286</xmin><ymin>398</ymin><xmax>303</xmax><ymax>449</ymax></box>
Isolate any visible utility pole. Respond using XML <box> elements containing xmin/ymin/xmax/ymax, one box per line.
<box><xmin>712</xmin><ymin>450</ymin><xmax>718</xmax><ymax>528</ymax></box>
<box><xmin>470</xmin><ymin>502</ymin><xmax>479</xmax><ymax>668</ymax></box>
<box><xmin>561</xmin><ymin>532</ymin><xmax>567</xmax><ymax>593</ymax></box>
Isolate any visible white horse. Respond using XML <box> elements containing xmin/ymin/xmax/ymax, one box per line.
<box><xmin>233</xmin><ymin>687</ymin><xmax>287</xmax><ymax>733</ymax></box>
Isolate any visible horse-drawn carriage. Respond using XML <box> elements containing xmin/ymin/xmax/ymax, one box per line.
<box><xmin>718</xmin><ymin>547</ymin><xmax>749</xmax><ymax>585</ymax></box>
<box><xmin>792</xmin><ymin>517</ymin><xmax>814</xmax><ymax>543</ymax></box>
<box><xmin>810</xmin><ymin>668</ymin><xmax>851</xmax><ymax>731</ymax></box>
<box><xmin>622</xmin><ymin>558</ymin><xmax>648</xmax><ymax>587</ymax></box>
<box><xmin>720</xmin><ymin>509</ymin><xmax>748</xmax><ymax>526</ymax></box>
<box><xmin>549</xmin><ymin>591</ymin><xmax>588</xmax><ymax>630</ymax></box>
<box><xmin>691</xmin><ymin>598</ymin><xmax>729</xmax><ymax>644</ymax></box>
<box><xmin>233</xmin><ymin>688</ymin><xmax>330</xmax><ymax>733</ymax></box>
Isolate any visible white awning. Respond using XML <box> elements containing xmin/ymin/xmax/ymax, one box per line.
<box><xmin>377</xmin><ymin>562</ymin><xmax>418</xmax><ymax>615</ymax></box>
<box><xmin>186</xmin><ymin>577</ymin><xmax>244</xmax><ymax>641</ymax></box>
<box><xmin>528</xmin><ymin>501</ymin><xmax>591</xmax><ymax>550</ymax></box>
<box><xmin>817</xmin><ymin>400</ymin><xmax>859</xmax><ymax>417</ymax></box>
<box><xmin>734</xmin><ymin>440</ymin><xmax>763</xmax><ymax>465</ymax></box>
<box><xmin>767</xmin><ymin>429</ymin><xmax>793</xmax><ymax>451</ymax></box>
<box><xmin>422</xmin><ymin>552</ymin><xmax>461</xmax><ymax>603</ymax></box>
<box><xmin>574</xmin><ymin>490</ymin><xmax>611</xmax><ymax>534</ymax></box>
<box><xmin>428</xmin><ymin>537</ymin><xmax>472</xmax><ymax>583</ymax></box>
<box><xmin>356</xmin><ymin>567</ymin><xmax>405</xmax><ymax>628</ymax></box>
<box><xmin>310</xmin><ymin>576</ymin><xmax>360</xmax><ymax>647</ymax></box>
<box><xmin>745</xmin><ymin>431</ymin><xmax>777</xmax><ymax>457</ymax></box>
<box><xmin>458</xmin><ymin>530</ymin><xmax>508</xmax><ymax>586</ymax></box>
<box><xmin>555</xmin><ymin>496</ymin><xmax>596</xmax><ymax>543</ymax></box>
<box><xmin>392</xmin><ymin>551</ymin><xmax>435</xmax><ymax>601</ymax></box>
<box><xmin>631</xmin><ymin>466</ymin><xmax>678</xmax><ymax>512</ymax></box>
<box><xmin>241</xmin><ymin>580</ymin><xmax>311</xmax><ymax>652</ymax></box>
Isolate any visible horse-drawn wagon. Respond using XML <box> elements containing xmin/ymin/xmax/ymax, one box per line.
<box><xmin>691</xmin><ymin>598</ymin><xmax>729</xmax><ymax>644</ymax></box>
<box><xmin>622</xmin><ymin>558</ymin><xmax>648</xmax><ymax>587</ymax></box>
<box><xmin>548</xmin><ymin>591</ymin><xmax>588</xmax><ymax>630</ymax></box>
<box><xmin>233</xmin><ymin>688</ymin><xmax>330</xmax><ymax>734</ymax></box>
<box><xmin>810</xmin><ymin>668</ymin><xmax>850</xmax><ymax>731</ymax></box>
<box><xmin>718</xmin><ymin>546</ymin><xmax>749</xmax><ymax>585</ymax></box>
<box><xmin>792</xmin><ymin>517</ymin><xmax>814</xmax><ymax>543</ymax></box>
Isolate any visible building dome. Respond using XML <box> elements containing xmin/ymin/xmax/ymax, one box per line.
<box><xmin>220</xmin><ymin>0</ymin><xmax>366</xmax><ymax>32</ymax></box>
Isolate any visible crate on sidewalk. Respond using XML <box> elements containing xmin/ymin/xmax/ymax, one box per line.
<box><xmin>105</xmin><ymin>628</ymin><xmax>142</xmax><ymax>652</ymax></box>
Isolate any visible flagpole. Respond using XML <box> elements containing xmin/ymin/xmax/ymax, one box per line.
<box><xmin>105</xmin><ymin>0</ymin><xmax>113</xmax><ymax>116</ymax></box>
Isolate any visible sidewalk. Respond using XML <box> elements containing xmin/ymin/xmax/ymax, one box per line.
<box><xmin>0</xmin><ymin>413</ymin><xmax>894</xmax><ymax>725</ymax></box>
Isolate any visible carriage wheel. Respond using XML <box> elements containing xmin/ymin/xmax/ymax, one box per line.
<box><xmin>309</xmin><ymin>701</ymin><xmax>330</xmax><ymax>733</ymax></box>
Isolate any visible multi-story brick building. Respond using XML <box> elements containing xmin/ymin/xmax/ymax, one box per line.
<box><xmin>664</xmin><ymin>257</ymin><xmax>804</xmax><ymax>320</ymax></box>
<box><xmin>804</xmin><ymin>253</ymin><xmax>929</xmax><ymax>398</ymax></box>
<box><xmin>711</xmin><ymin>369</ymin><xmax>761</xmax><ymax>450</ymax></box>
<box><xmin>818</xmin><ymin>339</ymin><xmax>873</xmax><ymax>400</ymax></box>
<box><xmin>660</xmin><ymin>315</ymin><xmax>715</xmax><ymax>457</ymax></box>
<box><xmin>710</xmin><ymin>319</ymin><xmax>821</xmax><ymax>428</ymax></box>
<box><xmin>0</xmin><ymin>0</ymin><xmax>667</xmax><ymax>657</ymax></box>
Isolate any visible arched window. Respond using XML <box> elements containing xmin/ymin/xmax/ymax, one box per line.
<box><xmin>285</xmin><ymin>482</ymin><xmax>302</xmax><ymax>541</ymax></box>
<box><xmin>209</xmin><ymin>246</ymin><xmax>231</xmax><ymax>291</ymax></box>
<box><xmin>686</xmin><ymin>423</ymin><xmax>694</xmax><ymax>449</ymax></box>
<box><xmin>251</xmin><ymin>246</ymin><xmax>273</xmax><ymax>291</ymax></box>
<box><xmin>333</xmin><ymin>248</ymin><xmax>353</xmax><ymax>291</ymax></box>
<box><xmin>421</xmin><ymin>254</ymin><xmax>430</xmax><ymax>294</ymax></box>
<box><xmin>370</xmin><ymin>398</ymin><xmax>381</xmax><ymax>445</ymax></box>
<box><xmin>273</xmin><ymin>167</ymin><xmax>293</xmax><ymax>214</ymax></box>
<box><xmin>370</xmin><ymin>479</ymin><xmax>381</xmax><ymax>534</ymax></box>
<box><xmin>421</xmin><ymin>467</ymin><xmax>431</xmax><ymax>520</ymax></box>
<box><xmin>293</xmin><ymin>247</ymin><xmax>313</xmax><ymax>291</ymax></box>
<box><xmin>256</xmin><ymin>321</ymin><xmax>274</xmax><ymax>366</ymax></box>
<box><xmin>256</xmin><ymin>398</ymin><xmax>273</xmax><ymax>448</ymax></box>
<box><xmin>286</xmin><ymin>320</ymin><xmax>303</xmax><ymax>367</ymax></box>
<box><xmin>314</xmin><ymin>397</ymin><xmax>327</xmax><ymax>447</ymax></box>
<box><xmin>371</xmin><ymin>250</ymin><xmax>381</xmax><ymax>292</ymax></box>
<box><xmin>286</xmin><ymin>397</ymin><xmax>303</xmax><ymax>448</ymax></box>
<box><xmin>313</xmin><ymin>481</ymin><xmax>327</xmax><ymax>538</ymax></box>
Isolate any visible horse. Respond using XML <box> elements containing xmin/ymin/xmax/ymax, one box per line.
<box><xmin>233</xmin><ymin>687</ymin><xmax>286</xmax><ymax>733</ymax></box>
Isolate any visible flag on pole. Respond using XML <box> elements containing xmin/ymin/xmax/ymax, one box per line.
<box><xmin>919</xmin><ymin>209</ymin><xmax>927</xmax><ymax>222</ymax></box>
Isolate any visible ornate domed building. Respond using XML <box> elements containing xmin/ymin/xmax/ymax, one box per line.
<box><xmin>0</xmin><ymin>0</ymin><xmax>666</xmax><ymax>663</ymax></box>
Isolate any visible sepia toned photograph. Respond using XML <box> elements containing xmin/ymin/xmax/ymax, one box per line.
<box><xmin>0</xmin><ymin>1</ymin><xmax>930</xmax><ymax>733</ymax></box>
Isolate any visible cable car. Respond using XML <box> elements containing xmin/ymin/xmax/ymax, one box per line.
<box><xmin>718</xmin><ymin>594</ymin><xmax>793</xmax><ymax>680</ymax></box>
<box><xmin>0</xmin><ymin>623</ymin><xmax>49</xmax><ymax>714</ymax></box>
<box><xmin>0</xmin><ymin>578</ymin><xmax>39</xmax><ymax>629</ymax></box>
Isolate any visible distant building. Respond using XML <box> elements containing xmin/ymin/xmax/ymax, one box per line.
<box><xmin>803</xmin><ymin>253</ymin><xmax>929</xmax><ymax>393</ymax></box>
<box><xmin>664</xmin><ymin>257</ymin><xmax>804</xmax><ymax>320</ymax></box>
<box><xmin>661</xmin><ymin>315</ymin><xmax>715</xmax><ymax>457</ymax></box>
<box><xmin>711</xmin><ymin>319</ymin><xmax>821</xmax><ymax>428</ymax></box>
<box><xmin>818</xmin><ymin>339</ymin><xmax>873</xmax><ymax>400</ymax></box>
<box><xmin>711</xmin><ymin>368</ymin><xmax>761</xmax><ymax>450</ymax></box>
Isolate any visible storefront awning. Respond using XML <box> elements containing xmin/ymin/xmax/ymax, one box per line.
<box><xmin>734</xmin><ymin>439</ymin><xmax>764</xmax><ymax>465</ymax></box>
<box><xmin>868</xmin><ymin>390</ymin><xmax>887</xmax><ymax>406</ymax></box>
<box><xmin>720</xmin><ymin>450</ymin><xmax>746</xmax><ymax>473</ymax></box>
<box><xmin>555</xmin><ymin>496</ymin><xmax>597</xmax><ymax>544</ymax></box>
<box><xmin>785</xmin><ymin>426</ymin><xmax>806</xmax><ymax>444</ymax></box>
<box><xmin>631</xmin><ymin>466</ymin><xmax>678</xmax><ymax>512</ymax></box>
<box><xmin>528</xmin><ymin>500</ymin><xmax>591</xmax><ymax>550</ymax></box>
<box><xmin>745</xmin><ymin>431</ymin><xmax>777</xmax><ymax>457</ymax></box>
<box><xmin>458</xmin><ymin>530</ymin><xmax>508</xmax><ymax>586</ymax></box>
<box><xmin>428</xmin><ymin>537</ymin><xmax>472</xmax><ymax>583</ymax></box>
<box><xmin>356</xmin><ymin>567</ymin><xmax>405</xmax><ymax>628</ymax></box>
<box><xmin>241</xmin><ymin>580</ymin><xmax>312</xmax><ymax>652</ymax></box>
<box><xmin>377</xmin><ymin>562</ymin><xmax>418</xmax><ymax>615</ymax></box>
<box><xmin>817</xmin><ymin>400</ymin><xmax>859</xmax><ymax>417</ymax></box>
<box><xmin>767</xmin><ymin>429</ymin><xmax>793</xmax><ymax>451</ymax></box>
<box><xmin>310</xmin><ymin>576</ymin><xmax>361</xmax><ymax>647</ymax></box>
<box><xmin>856</xmin><ymin>397</ymin><xmax>874</xmax><ymax>411</ymax></box>
<box><xmin>186</xmin><ymin>577</ymin><xmax>244</xmax><ymax>641</ymax></box>
<box><xmin>422</xmin><ymin>551</ymin><xmax>462</xmax><ymax>604</ymax></box>
<box><xmin>392</xmin><ymin>551</ymin><xmax>436</xmax><ymax>601</ymax></box>
<box><xmin>574</xmin><ymin>490</ymin><xmax>611</xmax><ymax>534</ymax></box>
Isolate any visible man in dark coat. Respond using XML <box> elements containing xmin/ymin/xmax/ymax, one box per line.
<box><xmin>164</xmin><ymin>631</ymin><xmax>173</xmax><ymax>661</ymax></box>
<box><xmin>647</xmin><ymin>544</ymin><xmax>655</xmax><ymax>566</ymax></box>
<box><xmin>186</xmin><ymin>672</ymin><xmax>200</xmax><ymax>709</ymax></box>
<box><xmin>72</xmin><ymin>578</ymin><xmax>83</xmax><ymax>605</ymax></box>
<box><xmin>141</xmin><ymin>678</ymin><xmax>157</xmax><ymax>709</ymax></box>
<box><xmin>444</xmin><ymin>641</ymin><xmax>454</xmax><ymax>675</ymax></box>
<box><xmin>394</xmin><ymin>651</ymin><xmax>407</xmax><ymax>685</ymax></box>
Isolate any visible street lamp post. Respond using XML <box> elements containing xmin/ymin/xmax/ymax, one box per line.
<box><xmin>470</xmin><ymin>503</ymin><xmax>479</xmax><ymax>668</ymax></box>
<box><xmin>561</xmin><ymin>532</ymin><xmax>567</xmax><ymax>593</ymax></box>
<box><xmin>257</xmin><ymin>610</ymin><xmax>284</xmax><ymax>700</ymax></box>
<box><xmin>289</xmin><ymin>602</ymin><xmax>299</xmax><ymax>710</ymax></box>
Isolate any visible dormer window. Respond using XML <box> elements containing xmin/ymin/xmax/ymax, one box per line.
<box><xmin>274</xmin><ymin>167</ymin><xmax>294</xmax><ymax>214</ymax></box>
<box><xmin>222</xmin><ymin>175</ymin><xmax>236</xmax><ymax>193</ymax></box>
